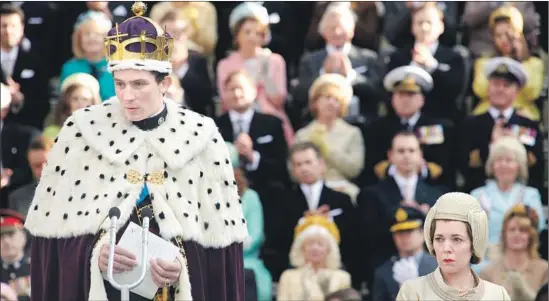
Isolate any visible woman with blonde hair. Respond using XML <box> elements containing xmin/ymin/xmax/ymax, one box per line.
<box><xmin>60</xmin><ymin>11</ymin><xmax>114</xmax><ymax>101</ymax></box>
<box><xmin>293</xmin><ymin>73</ymin><xmax>364</xmax><ymax>202</ymax></box>
<box><xmin>471</xmin><ymin>136</ymin><xmax>545</xmax><ymax>249</ymax></box>
<box><xmin>278</xmin><ymin>215</ymin><xmax>351</xmax><ymax>300</ymax></box>
<box><xmin>217</xmin><ymin>2</ymin><xmax>293</xmax><ymax>145</ymax></box>
<box><xmin>480</xmin><ymin>204</ymin><xmax>548</xmax><ymax>301</ymax></box>
<box><xmin>43</xmin><ymin>73</ymin><xmax>102</xmax><ymax>139</ymax></box>
<box><xmin>471</xmin><ymin>5</ymin><xmax>544</xmax><ymax>121</ymax></box>
<box><xmin>397</xmin><ymin>192</ymin><xmax>511</xmax><ymax>300</ymax></box>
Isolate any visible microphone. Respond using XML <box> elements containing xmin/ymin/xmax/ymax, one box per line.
<box><xmin>106</xmin><ymin>206</ymin><xmax>151</xmax><ymax>301</ymax></box>
<box><xmin>140</xmin><ymin>207</ymin><xmax>152</xmax><ymax>231</ymax></box>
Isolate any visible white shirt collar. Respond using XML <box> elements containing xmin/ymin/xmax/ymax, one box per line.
<box><xmin>488</xmin><ymin>106</ymin><xmax>514</xmax><ymax>122</ymax></box>
<box><xmin>1</xmin><ymin>46</ymin><xmax>19</xmax><ymax>61</ymax></box>
<box><xmin>427</xmin><ymin>41</ymin><xmax>439</xmax><ymax>54</ymax></box>
<box><xmin>401</xmin><ymin>112</ymin><xmax>421</xmax><ymax>127</ymax></box>
<box><xmin>175</xmin><ymin>61</ymin><xmax>190</xmax><ymax>79</ymax></box>
<box><xmin>393</xmin><ymin>172</ymin><xmax>418</xmax><ymax>201</ymax></box>
<box><xmin>300</xmin><ymin>180</ymin><xmax>324</xmax><ymax>211</ymax></box>
<box><xmin>326</xmin><ymin>43</ymin><xmax>351</xmax><ymax>56</ymax></box>
<box><xmin>228</xmin><ymin>108</ymin><xmax>255</xmax><ymax>134</ymax></box>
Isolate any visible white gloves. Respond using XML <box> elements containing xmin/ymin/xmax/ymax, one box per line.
<box><xmin>392</xmin><ymin>257</ymin><xmax>419</xmax><ymax>286</ymax></box>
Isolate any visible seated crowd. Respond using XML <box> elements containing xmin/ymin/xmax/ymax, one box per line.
<box><xmin>0</xmin><ymin>1</ymin><xmax>547</xmax><ymax>300</ymax></box>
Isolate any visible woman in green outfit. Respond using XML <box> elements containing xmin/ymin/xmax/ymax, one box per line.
<box><xmin>43</xmin><ymin>73</ymin><xmax>101</xmax><ymax>139</ymax></box>
<box><xmin>227</xmin><ymin>142</ymin><xmax>273</xmax><ymax>300</ymax></box>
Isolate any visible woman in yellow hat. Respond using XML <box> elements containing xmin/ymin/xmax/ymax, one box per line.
<box><xmin>471</xmin><ymin>5</ymin><xmax>544</xmax><ymax>121</ymax></box>
<box><xmin>396</xmin><ymin>192</ymin><xmax>511</xmax><ymax>300</ymax></box>
<box><xmin>277</xmin><ymin>215</ymin><xmax>351</xmax><ymax>300</ymax></box>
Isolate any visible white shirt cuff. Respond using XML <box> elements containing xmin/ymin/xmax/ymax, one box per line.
<box><xmin>245</xmin><ymin>151</ymin><xmax>261</xmax><ymax>171</ymax></box>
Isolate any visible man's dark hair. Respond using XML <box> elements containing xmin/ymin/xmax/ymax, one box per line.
<box><xmin>28</xmin><ymin>135</ymin><xmax>53</xmax><ymax>153</ymax></box>
<box><xmin>391</xmin><ymin>130</ymin><xmax>420</xmax><ymax>149</ymax></box>
<box><xmin>289</xmin><ymin>142</ymin><xmax>322</xmax><ymax>160</ymax></box>
<box><xmin>150</xmin><ymin>71</ymin><xmax>170</xmax><ymax>83</ymax></box>
<box><xmin>0</xmin><ymin>4</ymin><xmax>25</xmax><ymax>21</ymax></box>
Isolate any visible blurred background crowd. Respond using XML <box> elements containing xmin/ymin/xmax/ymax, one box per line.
<box><xmin>0</xmin><ymin>1</ymin><xmax>547</xmax><ymax>301</ymax></box>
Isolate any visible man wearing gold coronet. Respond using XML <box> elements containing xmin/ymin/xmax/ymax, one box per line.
<box><xmin>25</xmin><ymin>2</ymin><xmax>247</xmax><ymax>301</ymax></box>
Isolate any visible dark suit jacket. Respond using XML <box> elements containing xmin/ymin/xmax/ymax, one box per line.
<box><xmin>387</xmin><ymin>44</ymin><xmax>466</xmax><ymax>121</ymax></box>
<box><xmin>215</xmin><ymin>111</ymin><xmax>289</xmax><ymax>193</ymax></box>
<box><xmin>0</xmin><ymin>124</ymin><xmax>41</xmax><ymax>208</ymax></box>
<box><xmin>356</xmin><ymin>177</ymin><xmax>442</xmax><ymax>286</ymax></box>
<box><xmin>1</xmin><ymin>43</ymin><xmax>50</xmax><ymax>130</ymax></box>
<box><xmin>382</xmin><ymin>2</ymin><xmax>460</xmax><ymax>49</ymax></box>
<box><xmin>8</xmin><ymin>181</ymin><xmax>37</xmax><ymax>216</ymax></box>
<box><xmin>363</xmin><ymin>113</ymin><xmax>456</xmax><ymax>189</ymax></box>
<box><xmin>263</xmin><ymin>184</ymin><xmax>356</xmax><ymax>281</ymax></box>
<box><xmin>460</xmin><ymin>111</ymin><xmax>544</xmax><ymax>194</ymax></box>
<box><xmin>294</xmin><ymin>45</ymin><xmax>384</xmax><ymax>118</ymax></box>
<box><xmin>372</xmin><ymin>252</ymin><xmax>438</xmax><ymax>301</ymax></box>
<box><xmin>178</xmin><ymin>53</ymin><xmax>215</xmax><ymax>117</ymax></box>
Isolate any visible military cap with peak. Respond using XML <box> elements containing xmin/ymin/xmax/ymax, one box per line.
<box><xmin>390</xmin><ymin>206</ymin><xmax>426</xmax><ymax>233</ymax></box>
<box><xmin>485</xmin><ymin>56</ymin><xmax>528</xmax><ymax>87</ymax></box>
<box><xmin>384</xmin><ymin>65</ymin><xmax>434</xmax><ymax>94</ymax></box>
<box><xmin>0</xmin><ymin>209</ymin><xmax>25</xmax><ymax>234</ymax></box>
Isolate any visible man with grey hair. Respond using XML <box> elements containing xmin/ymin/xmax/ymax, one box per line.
<box><xmin>293</xmin><ymin>2</ymin><xmax>384</xmax><ymax>122</ymax></box>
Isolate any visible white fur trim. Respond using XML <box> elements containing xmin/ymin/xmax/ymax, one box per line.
<box><xmin>107</xmin><ymin>59</ymin><xmax>173</xmax><ymax>74</ymax></box>
<box><xmin>88</xmin><ymin>234</ymin><xmax>109</xmax><ymax>301</ymax></box>
<box><xmin>25</xmin><ymin>97</ymin><xmax>248</xmax><ymax>245</ymax></box>
<box><xmin>289</xmin><ymin>225</ymin><xmax>341</xmax><ymax>270</ymax></box>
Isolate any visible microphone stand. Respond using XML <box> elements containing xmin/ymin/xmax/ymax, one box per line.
<box><xmin>107</xmin><ymin>207</ymin><xmax>153</xmax><ymax>301</ymax></box>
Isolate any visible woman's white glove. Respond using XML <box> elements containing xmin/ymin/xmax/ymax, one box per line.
<box><xmin>392</xmin><ymin>257</ymin><xmax>419</xmax><ymax>285</ymax></box>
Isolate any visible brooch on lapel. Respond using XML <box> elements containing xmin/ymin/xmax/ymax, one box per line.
<box><xmin>125</xmin><ymin>170</ymin><xmax>165</xmax><ymax>185</ymax></box>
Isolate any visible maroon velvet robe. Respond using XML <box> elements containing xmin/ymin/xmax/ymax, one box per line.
<box><xmin>30</xmin><ymin>197</ymin><xmax>245</xmax><ymax>301</ymax></box>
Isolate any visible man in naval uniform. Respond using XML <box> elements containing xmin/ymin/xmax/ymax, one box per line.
<box><xmin>371</xmin><ymin>206</ymin><xmax>437</xmax><ymax>301</ymax></box>
<box><xmin>24</xmin><ymin>2</ymin><xmax>248</xmax><ymax>301</ymax></box>
<box><xmin>0</xmin><ymin>209</ymin><xmax>30</xmax><ymax>301</ymax></box>
<box><xmin>459</xmin><ymin>57</ymin><xmax>544</xmax><ymax>195</ymax></box>
<box><xmin>363</xmin><ymin>65</ymin><xmax>455</xmax><ymax>190</ymax></box>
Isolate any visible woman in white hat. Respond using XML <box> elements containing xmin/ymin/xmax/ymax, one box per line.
<box><xmin>396</xmin><ymin>192</ymin><xmax>511</xmax><ymax>300</ymax></box>
<box><xmin>217</xmin><ymin>2</ymin><xmax>294</xmax><ymax>145</ymax></box>
<box><xmin>43</xmin><ymin>73</ymin><xmax>102</xmax><ymax>140</ymax></box>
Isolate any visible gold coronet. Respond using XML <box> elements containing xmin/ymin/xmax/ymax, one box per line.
<box><xmin>104</xmin><ymin>3</ymin><xmax>174</xmax><ymax>63</ymax></box>
<box><xmin>104</xmin><ymin>23</ymin><xmax>174</xmax><ymax>63</ymax></box>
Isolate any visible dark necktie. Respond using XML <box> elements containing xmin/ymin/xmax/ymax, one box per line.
<box><xmin>402</xmin><ymin>121</ymin><xmax>412</xmax><ymax>131</ymax></box>
<box><xmin>497</xmin><ymin>114</ymin><xmax>508</xmax><ymax>127</ymax></box>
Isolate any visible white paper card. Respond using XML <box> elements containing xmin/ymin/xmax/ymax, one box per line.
<box><xmin>102</xmin><ymin>222</ymin><xmax>180</xmax><ymax>299</ymax></box>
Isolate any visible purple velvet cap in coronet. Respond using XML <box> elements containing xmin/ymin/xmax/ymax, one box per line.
<box><xmin>104</xmin><ymin>1</ymin><xmax>174</xmax><ymax>74</ymax></box>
